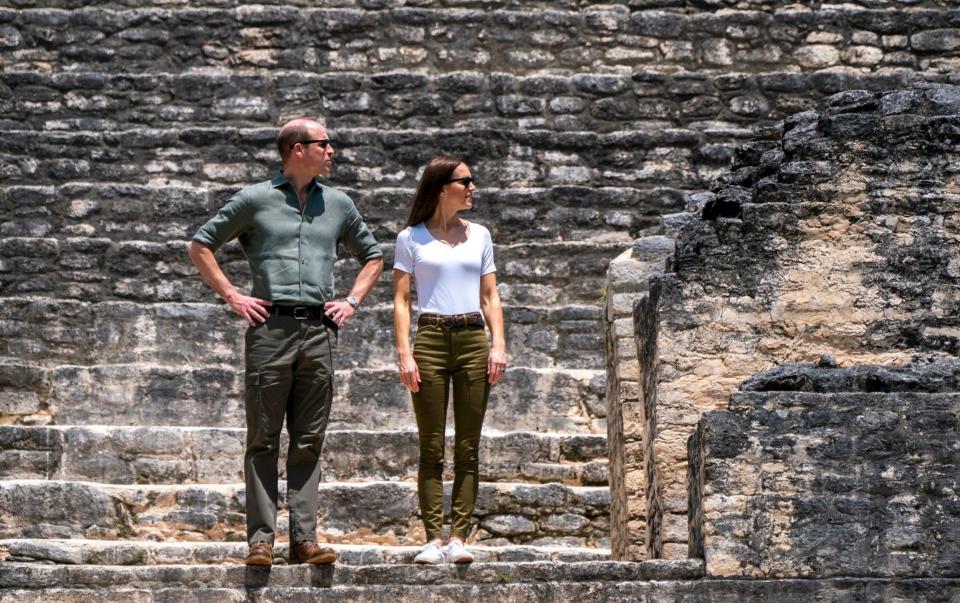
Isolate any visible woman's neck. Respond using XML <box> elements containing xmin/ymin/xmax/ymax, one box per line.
<box><xmin>426</xmin><ymin>207</ymin><xmax>460</xmax><ymax>231</ymax></box>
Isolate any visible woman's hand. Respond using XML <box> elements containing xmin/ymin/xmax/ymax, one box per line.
<box><xmin>487</xmin><ymin>345</ymin><xmax>507</xmax><ymax>385</ymax></box>
<box><xmin>398</xmin><ymin>352</ymin><xmax>421</xmax><ymax>392</ymax></box>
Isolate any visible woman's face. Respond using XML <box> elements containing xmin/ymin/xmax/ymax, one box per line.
<box><xmin>440</xmin><ymin>163</ymin><xmax>476</xmax><ymax>212</ymax></box>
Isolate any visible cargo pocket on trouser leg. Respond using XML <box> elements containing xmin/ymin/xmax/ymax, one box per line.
<box><xmin>245</xmin><ymin>372</ymin><xmax>288</xmax><ymax>454</ymax></box>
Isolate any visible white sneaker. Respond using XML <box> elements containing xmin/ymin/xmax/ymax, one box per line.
<box><xmin>414</xmin><ymin>541</ymin><xmax>444</xmax><ymax>565</ymax></box>
<box><xmin>444</xmin><ymin>539</ymin><xmax>474</xmax><ymax>564</ymax></box>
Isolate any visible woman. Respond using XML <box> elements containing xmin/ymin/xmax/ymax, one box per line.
<box><xmin>393</xmin><ymin>156</ymin><xmax>507</xmax><ymax>564</ymax></box>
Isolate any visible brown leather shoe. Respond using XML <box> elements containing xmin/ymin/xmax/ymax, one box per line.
<box><xmin>245</xmin><ymin>541</ymin><xmax>273</xmax><ymax>566</ymax></box>
<box><xmin>290</xmin><ymin>540</ymin><xmax>336</xmax><ymax>564</ymax></box>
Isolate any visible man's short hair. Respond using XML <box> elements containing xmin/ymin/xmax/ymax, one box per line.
<box><xmin>277</xmin><ymin>118</ymin><xmax>319</xmax><ymax>164</ymax></box>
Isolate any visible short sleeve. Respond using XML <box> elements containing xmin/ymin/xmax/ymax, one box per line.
<box><xmin>339</xmin><ymin>202</ymin><xmax>383</xmax><ymax>264</ymax></box>
<box><xmin>393</xmin><ymin>228</ymin><xmax>415</xmax><ymax>274</ymax></box>
<box><xmin>480</xmin><ymin>226</ymin><xmax>496</xmax><ymax>275</ymax></box>
<box><xmin>192</xmin><ymin>192</ymin><xmax>251</xmax><ymax>252</ymax></box>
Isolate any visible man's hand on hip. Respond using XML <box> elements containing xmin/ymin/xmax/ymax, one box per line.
<box><xmin>226</xmin><ymin>293</ymin><xmax>272</xmax><ymax>325</ymax></box>
<box><xmin>324</xmin><ymin>300</ymin><xmax>356</xmax><ymax>328</ymax></box>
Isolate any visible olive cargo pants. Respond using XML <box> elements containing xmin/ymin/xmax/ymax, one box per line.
<box><xmin>411</xmin><ymin>325</ymin><xmax>491</xmax><ymax>541</ymax></box>
<box><xmin>243</xmin><ymin>314</ymin><xmax>336</xmax><ymax>546</ymax></box>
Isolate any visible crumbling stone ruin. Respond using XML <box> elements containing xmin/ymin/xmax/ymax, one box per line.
<box><xmin>1</xmin><ymin>1</ymin><xmax>959</xmax><ymax>600</ymax></box>
<box><xmin>605</xmin><ymin>82</ymin><xmax>960</xmax><ymax>569</ymax></box>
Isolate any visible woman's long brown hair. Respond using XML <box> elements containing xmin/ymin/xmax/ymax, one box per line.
<box><xmin>404</xmin><ymin>156</ymin><xmax>463</xmax><ymax>228</ymax></box>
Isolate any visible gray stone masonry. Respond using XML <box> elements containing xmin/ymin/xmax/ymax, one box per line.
<box><xmin>0</xmin><ymin>69</ymin><xmax>943</xmax><ymax>132</ymax></box>
<box><xmin>0</xmin><ymin>480</ymin><xmax>610</xmax><ymax>547</ymax></box>
<box><xmin>1</xmin><ymin>363</ymin><xmax>604</xmax><ymax>432</ymax></box>
<box><xmin>0</xmin><ymin>426</ymin><xmax>608</xmax><ymax>486</ymax></box>
<box><xmin>689</xmin><ymin>359</ymin><xmax>960</xmax><ymax>579</ymax></box>
<box><xmin>0</xmin><ymin>299</ymin><xmax>608</xmax><ymax>369</ymax></box>
<box><xmin>0</xmin><ymin>539</ymin><xmax>611</xmax><ymax>565</ymax></box>
<box><xmin>2</xmin><ymin>562</ymin><xmax>960</xmax><ymax>603</ymax></box>
<box><xmin>0</xmin><ymin>126</ymin><xmax>728</xmax><ymax>195</ymax></box>
<box><xmin>2</xmin><ymin>6</ymin><xmax>960</xmax><ymax>75</ymax></box>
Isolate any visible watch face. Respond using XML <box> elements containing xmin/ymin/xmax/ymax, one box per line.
<box><xmin>347</xmin><ymin>297</ymin><xmax>358</xmax><ymax>308</ymax></box>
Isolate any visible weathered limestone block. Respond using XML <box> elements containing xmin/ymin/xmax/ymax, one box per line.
<box><xmin>604</xmin><ymin>236</ymin><xmax>674</xmax><ymax>560</ymax></box>
<box><xmin>0</xmin><ymin>480</ymin><xmax>609</xmax><ymax>546</ymax></box>
<box><xmin>0</xmin><ymin>538</ymin><xmax>610</xmax><ymax>566</ymax></box>
<box><xmin>608</xmin><ymin>82</ymin><xmax>960</xmax><ymax>560</ymax></box>
<box><xmin>0</xmin><ymin>126</ymin><xmax>717</xmax><ymax>193</ymax></box>
<box><xmin>10</xmin><ymin>363</ymin><xmax>603</xmax><ymax>433</ymax></box>
<box><xmin>1</xmin><ymin>5</ymin><xmax>958</xmax><ymax>76</ymax></box>
<box><xmin>689</xmin><ymin>360</ymin><xmax>960</xmax><ymax>578</ymax></box>
<box><xmin>0</xmin><ymin>298</ymin><xmax>606</xmax><ymax>370</ymax></box>
<box><xmin>4</xmin><ymin>561</ymin><xmax>960</xmax><ymax>603</ymax></box>
<box><xmin>1</xmin><ymin>69</ymin><xmax>936</xmax><ymax>135</ymax></box>
<box><xmin>0</xmin><ymin>425</ymin><xmax>608</xmax><ymax>487</ymax></box>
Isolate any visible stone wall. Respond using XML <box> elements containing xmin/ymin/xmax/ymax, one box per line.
<box><xmin>3</xmin><ymin>5</ymin><xmax>960</xmax><ymax>75</ymax></box>
<box><xmin>606</xmin><ymin>82</ymin><xmax>960</xmax><ymax>559</ymax></box>
<box><xmin>689</xmin><ymin>360</ymin><xmax>960</xmax><ymax>578</ymax></box>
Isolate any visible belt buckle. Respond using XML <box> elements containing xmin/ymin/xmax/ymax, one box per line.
<box><xmin>293</xmin><ymin>307</ymin><xmax>309</xmax><ymax>320</ymax></box>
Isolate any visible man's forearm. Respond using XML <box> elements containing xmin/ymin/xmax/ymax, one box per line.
<box><xmin>347</xmin><ymin>258</ymin><xmax>384</xmax><ymax>305</ymax></box>
<box><xmin>188</xmin><ymin>241</ymin><xmax>240</xmax><ymax>302</ymax></box>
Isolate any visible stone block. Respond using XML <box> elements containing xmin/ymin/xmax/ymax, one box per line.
<box><xmin>691</xmin><ymin>367</ymin><xmax>960</xmax><ymax>578</ymax></box>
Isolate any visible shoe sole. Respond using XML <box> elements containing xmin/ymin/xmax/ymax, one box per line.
<box><xmin>244</xmin><ymin>557</ymin><xmax>272</xmax><ymax>566</ymax></box>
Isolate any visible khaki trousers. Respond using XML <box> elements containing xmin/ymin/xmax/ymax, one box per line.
<box><xmin>411</xmin><ymin>324</ymin><xmax>490</xmax><ymax>541</ymax></box>
<box><xmin>243</xmin><ymin>314</ymin><xmax>336</xmax><ymax>545</ymax></box>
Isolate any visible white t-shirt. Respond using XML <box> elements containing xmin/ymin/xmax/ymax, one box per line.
<box><xmin>393</xmin><ymin>221</ymin><xmax>496</xmax><ymax>315</ymax></box>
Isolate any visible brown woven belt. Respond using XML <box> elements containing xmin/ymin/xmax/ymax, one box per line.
<box><xmin>418</xmin><ymin>312</ymin><xmax>484</xmax><ymax>330</ymax></box>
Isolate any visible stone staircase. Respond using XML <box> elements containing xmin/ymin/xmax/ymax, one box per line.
<box><xmin>3</xmin><ymin>0</ymin><xmax>960</xmax><ymax>599</ymax></box>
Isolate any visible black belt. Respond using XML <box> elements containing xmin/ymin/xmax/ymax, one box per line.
<box><xmin>418</xmin><ymin>312</ymin><xmax>484</xmax><ymax>330</ymax></box>
<box><xmin>271</xmin><ymin>305</ymin><xmax>338</xmax><ymax>329</ymax></box>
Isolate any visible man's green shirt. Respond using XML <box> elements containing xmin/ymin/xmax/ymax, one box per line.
<box><xmin>193</xmin><ymin>172</ymin><xmax>382</xmax><ymax>306</ymax></box>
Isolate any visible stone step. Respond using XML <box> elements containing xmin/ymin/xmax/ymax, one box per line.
<box><xmin>0</xmin><ymin>538</ymin><xmax>611</xmax><ymax>566</ymax></box>
<box><xmin>0</xmin><ymin>298</ymin><xmax>606</xmax><ymax>370</ymax></box>
<box><xmin>3</xmin><ymin>570</ymin><xmax>956</xmax><ymax>603</ymax></box>
<box><xmin>1</xmin><ymin>181</ymin><xmax>671</xmax><ymax>243</ymax></box>
<box><xmin>0</xmin><ymin>126</ymin><xmax>731</xmax><ymax>191</ymax></box>
<box><xmin>0</xmin><ymin>362</ymin><xmax>606</xmax><ymax>433</ymax></box>
<box><xmin>1</xmin><ymin>69</ymin><xmax>925</xmax><ymax>133</ymax></box>
<box><xmin>0</xmin><ymin>559</ymin><xmax>705</xmax><ymax>594</ymax></box>
<box><xmin>0</xmin><ymin>237</ymin><xmax>630</xmax><ymax>304</ymax></box>
<box><xmin>0</xmin><ymin>425</ymin><xmax>609</xmax><ymax>486</ymax></box>
<box><xmin>0</xmin><ymin>5</ymin><xmax>947</xmax><ymax>75</ymax></box>
<box><xmin>0</xmin><ymin>479</ymin><xmax>611</xmax><ymax>546</ymax></box>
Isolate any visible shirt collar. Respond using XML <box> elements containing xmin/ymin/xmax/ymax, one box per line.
<box><xmin>272</xmin><ymin>170</ymin><xmax>290</xmax><ymax>189</ymax></box>
<box><xmin>272</xmin><ymin>170</ymin><xmax>322</xmax><ymax>192</ymax></box>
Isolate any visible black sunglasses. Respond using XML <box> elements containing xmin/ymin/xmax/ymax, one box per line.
<box><xmin>447</xmin><ymin>176</ymin><xmax>476</xmax><ymax>187</ymax></box>
<box><xmin>294</xmin><ymin>139</ymin><xmax>330</xmax><ymax>149</ymax></box>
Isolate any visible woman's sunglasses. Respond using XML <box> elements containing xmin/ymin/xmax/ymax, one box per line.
<box><xmin>447</xmin><ymin>177</ymin><xmax>476</xmax><ymax>187</ymax></box>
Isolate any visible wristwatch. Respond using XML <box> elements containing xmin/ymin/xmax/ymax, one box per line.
<box><xmin>346</xmin><ymin>296</ymin><xmax>359</xmax><ymax>310</ymax></box>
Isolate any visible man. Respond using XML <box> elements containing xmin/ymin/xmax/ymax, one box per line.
<box><xmin>188</xmin><ymin>118</ymin><xmax>383</xmax><ymax>566</ymax></box>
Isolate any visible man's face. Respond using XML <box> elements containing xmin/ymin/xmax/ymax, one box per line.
<box><xmin>298</xmin><ymin>125</ymin><xmax>334</xmax><ymax>177</ymax></box>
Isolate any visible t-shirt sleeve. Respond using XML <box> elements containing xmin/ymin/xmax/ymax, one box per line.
<box><xmin>192</xmin><ymin>192</ymin><xmax>251</xmax><ymax>252</ymax></box>
<box><xmin>481</xmin><ymin>227</ymin><xmax>496</xmax><ymax>275</ymax></box>
<box><xmin>393</xmin><ymin>228</ymin><xmax>415</xmax><ymax>274</ymax></box>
